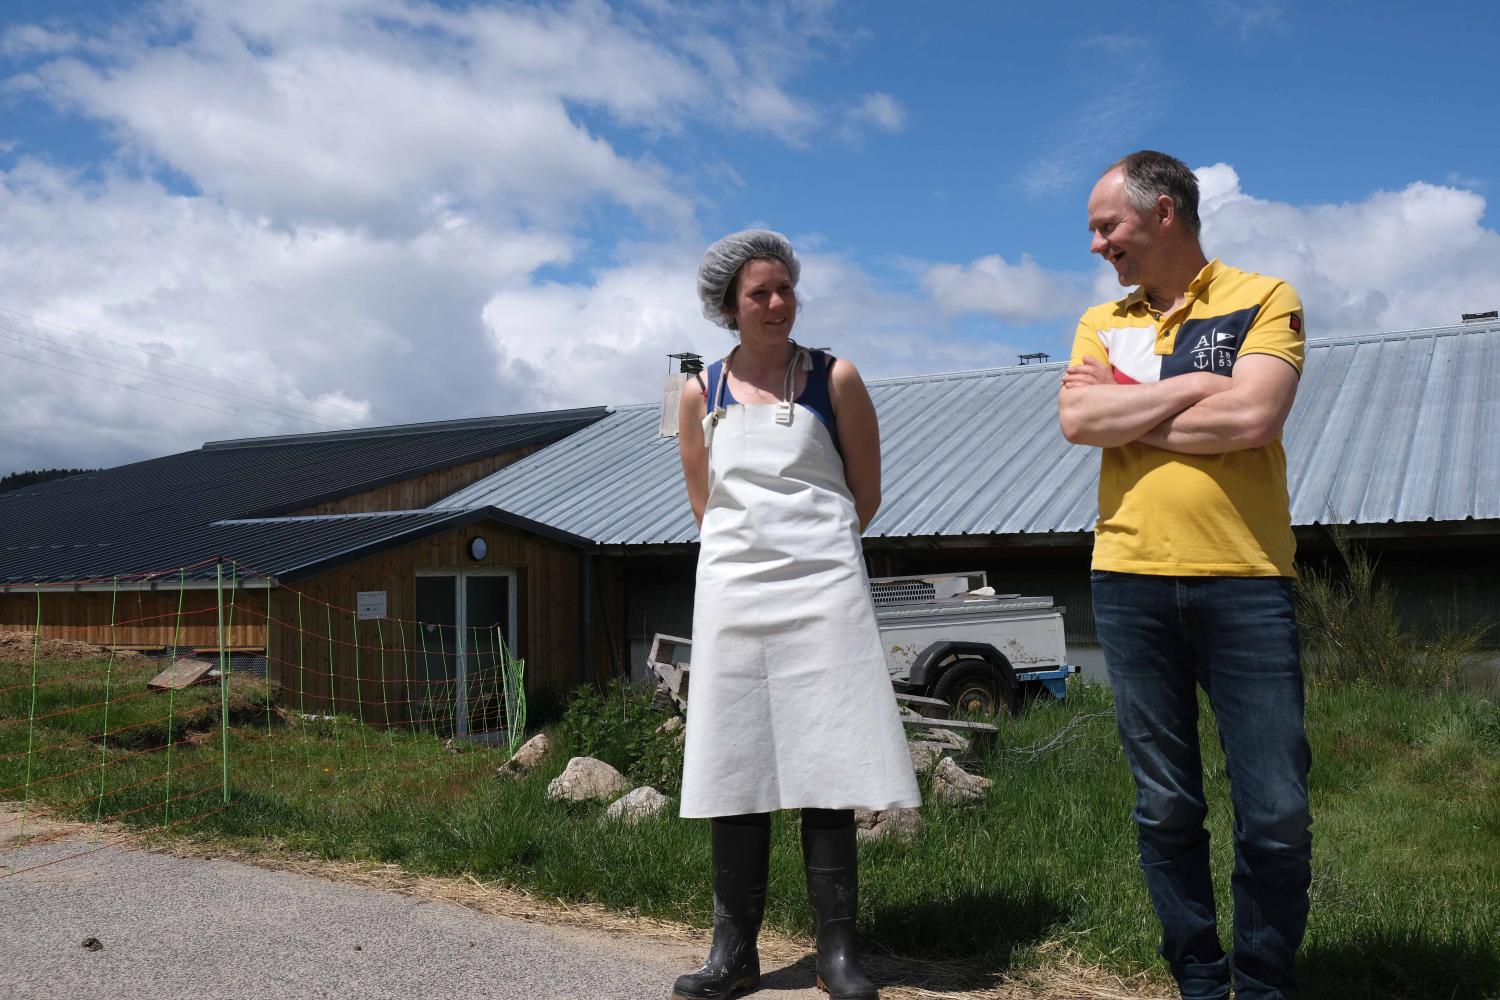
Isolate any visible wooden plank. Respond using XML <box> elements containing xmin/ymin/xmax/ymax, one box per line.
<box><xmin>893</xmin><ymin>692</ymin><xmax>951</xmax><ymax>719</ymax></box>
<box><xmin>899</xmin><ymin>714</ymin><xmax>997</xmax><ymax>735</ymax></box>
<box><xmin>148</xmin><ymin>658</ymin><xmax>215</xmax><ymax>690</ymax></box>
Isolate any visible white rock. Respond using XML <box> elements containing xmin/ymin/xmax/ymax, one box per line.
<box><xmin>928</xmin><ymin>729</ymin><xmax>972</xmax><ymax>752</ymax></box>
<box><xmin>930</xmin><ymin>756</ymin><xmax>991</xmax><ymax>807</ymax></box>
<box><xmin>655</xmin><ymin>715</ymin><xmax>686</xmax><ymax>745</ymax></box>
<box><xmin>908</xmin><ymin>741</ymin><xmax>945</xmax><ymax>774</ymax></box>
<box><xmin>546</xmin><ymin>756</ymin><xmax>632</xmax><ymax>802</ymax></box>
<box><xmin>497</xmin><ymin>732</ymin><xmax>552</xmax><ymax>779</ymax></box>
<box><xmin>856</xmin><ymin>807</ymin><xmax>924</xmax><ymax>844</ymax></box>
<box><xmin>603</xmin><ymin>786</ymin><xmax>671</xmax><ymax>824</ymax></box>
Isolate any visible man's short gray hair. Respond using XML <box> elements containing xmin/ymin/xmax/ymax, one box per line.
<box><xmin>1108</xmin><ymin>150</ymin><xmax>1202</xmax><ymax>236</ymax></box>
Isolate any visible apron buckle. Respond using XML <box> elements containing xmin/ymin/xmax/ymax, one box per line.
<box><xmin>703</xmin><ymin>406</ymin><xmax>726</xmax><ymax>445</ymax></box>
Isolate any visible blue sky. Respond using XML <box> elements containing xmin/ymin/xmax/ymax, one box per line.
<box><xmin>2</xmin><ymin>0</ymin><xmax>1497</xmax><ymax>472</ymax></box>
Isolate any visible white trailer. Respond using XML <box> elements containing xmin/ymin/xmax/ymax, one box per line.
<box><xmin>872</xmin><ymin>572</ymin><xmax>1077</xmax><ymax>715</ymax></box>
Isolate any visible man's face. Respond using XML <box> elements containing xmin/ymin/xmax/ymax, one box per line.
<box><xmin>1088</xmin><ymin>169</ymin><xmax>1162</xmax><ymax>289</ymax></box>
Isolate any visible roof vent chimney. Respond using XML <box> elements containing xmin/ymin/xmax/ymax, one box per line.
<box><xmin>1461</xmin><ymin>310</ymin><xmax>1498</xmax><ymax>324</ymax></box>
<box><xmin>1018</xmin><ymin>352</ymin><xmax>1051</xmax><ymax>365</ymax></box>
<box><xmin>659</xmin><ymin>352</ymin><xmax>704</xmax><ymax>437</ymax></box>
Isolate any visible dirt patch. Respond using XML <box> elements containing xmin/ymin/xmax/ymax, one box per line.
<box><xmin>0</xmin><ymin>801</ymin><xmax>105</xmax><ymax>847</ymax></box>
<box><xmin>0</xmin><ymin>631</ymin><xmax>146</xmax><ymax>665</ymax></box>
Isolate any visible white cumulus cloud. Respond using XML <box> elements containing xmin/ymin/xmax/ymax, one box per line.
<box><xmin>922</xmin><ymin>254</ymin><xmax>1093</xmax><ymax>323</ymax></box>
<box><xmin>935</xmin><ymin>165</ymin><xmax>1500</xmax><ymax>342</ymax></box>
<box><xmin>0</xmin><ymin>0</ymin><xmax>933</xmax><ymax>473</ymax></box>
<box><xmin>1196</xmin><ymin>163</ymin><xmax>1500</xmax><ymax>336</ymax></box>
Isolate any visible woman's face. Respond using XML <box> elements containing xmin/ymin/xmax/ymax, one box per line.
<box><xmin>728</xmin><ymin>258</ymin><xmax>796</xmax><ymax>343</ymax></box>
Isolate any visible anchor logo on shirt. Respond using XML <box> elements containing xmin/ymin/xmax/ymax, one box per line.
<box><xmin>1191</xmin><ymin>330</ymin><xmax>1238</xmax><ymax>372</ymax></box>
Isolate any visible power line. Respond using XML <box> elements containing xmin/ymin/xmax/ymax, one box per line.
<box><xmin>0</xmin><ymin>347</ymin><xmax>348</xmax><ymax>435</ymax></box>
<box><xmin>0</xmin><ymin>322</ymin><xmax>349</xmax><ymax>430</ymax></box>
<box><xmin>0</xmin><ymin>303</ymin><xmax>383</xmax><ymax>422</ymax></box>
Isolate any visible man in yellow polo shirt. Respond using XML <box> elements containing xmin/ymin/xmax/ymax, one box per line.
<box><xmin>1058</xmin><ymin>150</ymin><xmax>1311</xmax><ymax>1000</ymax></box>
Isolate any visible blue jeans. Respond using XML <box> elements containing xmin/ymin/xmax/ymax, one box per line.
<box><xmin>1092</xmin><ymin>571</ymin><xmax>1312</xmax><ymax>1000</ymax></box>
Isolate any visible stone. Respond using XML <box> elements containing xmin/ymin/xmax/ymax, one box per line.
<box><xmin>928</xmin><ymin>729</ymin><xmax>971</xmax><ymax>752</ymax></box>
<box><xmin>930</xmin><ymin>756</ymin><xmax>991</xmax><ymax>807</ymax></box>
<box><xmin>546</xmin><ymin>756</ymin><xmax>632</xmax><ymax>802</ymax></box>
<box><xmin>603</xmin><ymin>786</ymin><xmax>671</xmax><ymax>824</ymax></box>
<box><xmin>655</xmin><ymin>715</ymin><xmax>686</xmax><ymax>745</ymax></box>
<box><xmin>497</xmin><ymin>731</ymin><xmax>552</xmax><ymax>779</ymax></box>
<box><xmin>908</xmin><ymin>741</ymin><xmax>946</xmax><ymax>774</ymax></box>
<box><xmin>856</xmin><ymin>807</ymin><xmax>924</xmax><ymax>844</ymax></box>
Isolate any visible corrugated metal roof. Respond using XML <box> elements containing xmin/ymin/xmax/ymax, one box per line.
<box><xmin>435</xmin><ymin>322</ymin><xmax>1500</xmax><ymax>546</ymax></box>
<box><xmin>0</xmin><ymin>409</ymin><xmax>606</xmax><ymax>584</ymax></box>
<box><xmin>1286</xmin><ymin>326</ymin><xmax>1500</xmax><ymax>524</ymax></box>
<box><xmin>437</xmin><ymin>405</ymin><xmax>691</xmax><ymax>543</ymax></box>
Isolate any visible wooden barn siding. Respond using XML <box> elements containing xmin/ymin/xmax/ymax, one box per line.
<box><xmin>1</xmin><ymin>525</ymin><xmax>615</xmax><ymax>730</ymax></box>
<box><xmin>285</xmin><ymin>445</ymin><xmax>544</xmax><ymax>516</ymax></box>
<box><xmin>0</xmin><ymin>588</ymin><xmax>264</xmax><ymax>650</ymax></box>
<box><xmin>595</xmin><ymin>555</ymin><xmax>628</xmax><ymax>680</ymax></box>
<box><xmin>267</xmin><ymin>522</ymin><xmax>587</xmax><ymax>725</ymax></box>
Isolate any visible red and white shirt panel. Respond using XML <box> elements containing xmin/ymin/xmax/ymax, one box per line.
<box><xmin>1095</xmin><ymin>326</ymin><xmax>1161</xmax><ymax>385</ymax></box>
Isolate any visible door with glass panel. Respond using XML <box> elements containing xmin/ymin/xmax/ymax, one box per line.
<box><xmin>413</xmin><ymin>571</ymin><xmax>516</xmax><ymax>738</ymax></box>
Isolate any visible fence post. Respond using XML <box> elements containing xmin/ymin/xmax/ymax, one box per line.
<box><xmin>216</xmin><ymin>559</ymin><xmax>230</xmax><ymax>805</ymax></box>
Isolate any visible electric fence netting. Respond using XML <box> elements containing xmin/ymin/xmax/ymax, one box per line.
<box><xmin>0</xmin><ymin>559</ymin><xmax>527</xmax><ymax>880</ymax></box>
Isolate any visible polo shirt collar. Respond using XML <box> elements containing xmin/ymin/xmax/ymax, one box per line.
<box><xmin>1123</xmin><ymin>258</ymin><xmax>1225</xmax><ymax>313</ymax></box>
<box><xmin>1188</xmin><ymin>258</ymin><xmax>1225</xmax><ymax>295</ymax></box>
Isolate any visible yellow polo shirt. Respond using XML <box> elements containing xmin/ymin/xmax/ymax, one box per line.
<box><xmin>1069</xmin><ymin>259</ymin><xmax>1305</xmax><ymax>577</ymax></box>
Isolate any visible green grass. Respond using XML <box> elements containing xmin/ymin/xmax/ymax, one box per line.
<box><xmin>4</xmin><ymin>658</ymin><xmax>1497</xmax><ymax>999</ymax></box>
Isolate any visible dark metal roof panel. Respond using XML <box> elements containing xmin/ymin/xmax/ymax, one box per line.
<box><xmin>0</xmin><ymin>507</ymin><xmax>593</xmax><ymax>587</ymax></box>
<box><xmin>0</xmin><ymin>409</ymin><xmax>606</xmax><ymax>584</ymax></box>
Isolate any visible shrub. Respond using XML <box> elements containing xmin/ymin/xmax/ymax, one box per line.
<box><xmin>1295</xmin><ymin>528</ymin><xmax>1493</xmax><ymax>689</ymax></box>
<box><xmin>559</xmin><ymin>681</ymin><xmax>683</xmax><ymax>794</ymax></box>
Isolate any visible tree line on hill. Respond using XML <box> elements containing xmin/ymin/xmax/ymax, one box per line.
<box><xmin>0</xmin><ymin>469</ymin><xmax>97</xmax><ymax>495</ymax></box>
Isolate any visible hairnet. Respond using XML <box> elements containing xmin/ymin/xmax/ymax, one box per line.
<box><xmin>696</xmin><ymin>229</ymin><xmax>800</xmax><ymax>329</ymax></box>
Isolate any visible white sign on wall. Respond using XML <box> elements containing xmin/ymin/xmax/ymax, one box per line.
<box><xmin>356</xmin><ymin>591</ymin><xmax>388</xmax><ymax>620</ymax></box>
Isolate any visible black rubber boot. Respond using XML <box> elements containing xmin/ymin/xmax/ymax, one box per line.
<box><xmin>801</xmin><ymin>812</ymin><xmax>878</xmax><ymax>1000</ymax></box>
<box><xmin>672</xmin><ymin>815</ymin><xmax>771</xmax><ymax>1000</ymax></box>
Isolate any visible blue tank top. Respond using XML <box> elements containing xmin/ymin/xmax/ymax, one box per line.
<box><xmin>705</xmin><ymin>349</ymin><xmax>840</xmax><ymax>449</ymax></box>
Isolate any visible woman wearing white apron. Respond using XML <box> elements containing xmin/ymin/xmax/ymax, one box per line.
<box><xmin>672</xmin><ymin>230</ymin><xmax>920</xmax><ymax>1000</ymax></box>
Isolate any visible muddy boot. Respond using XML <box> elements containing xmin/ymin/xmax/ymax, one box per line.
<box><xmin>801</xmin><ymin>811</ymin><xmax>877</xmax><ymax>1000</ymax></box>
<box><xmin>672</xmin><ymin>814</ymin><xmax>771</xmax><ymax>1000</ymax></box>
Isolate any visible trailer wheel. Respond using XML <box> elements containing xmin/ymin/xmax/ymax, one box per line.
<box><xmin>933</xmin><ymin>659</ymin><xmax>1019</xmax><ymax>717</ymax></box>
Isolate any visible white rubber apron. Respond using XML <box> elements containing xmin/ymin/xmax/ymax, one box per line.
<box><xmin>679</xmin><ymin>348</ymin><xmax>921</xmax><ymax>818</ymax></box>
